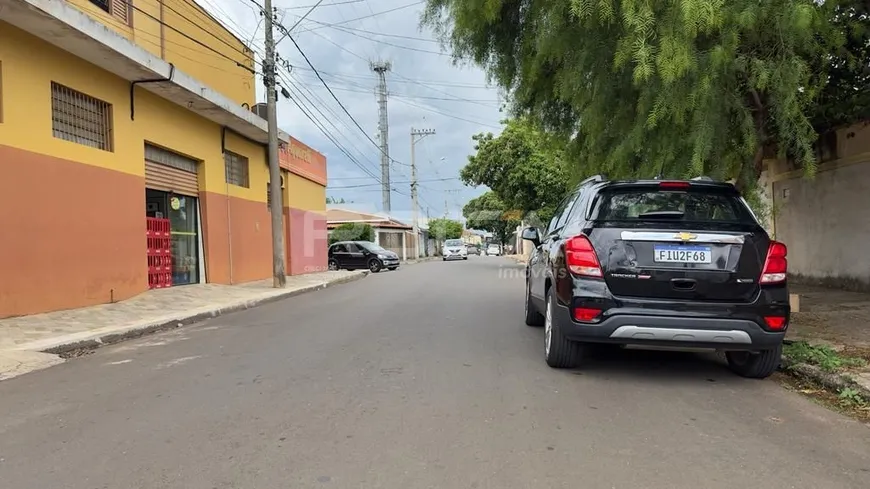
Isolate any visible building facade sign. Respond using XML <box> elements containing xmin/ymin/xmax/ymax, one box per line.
<box><xmin>279</xmin><ymin>137</ymin><xmax>327</xmax><ymax>186</ymax></box>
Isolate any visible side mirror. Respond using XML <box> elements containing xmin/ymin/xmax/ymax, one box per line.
<box><xmin>521</xmin><ymin>227</ymin><xmax>541</xmax><ymax>246</ymax></box>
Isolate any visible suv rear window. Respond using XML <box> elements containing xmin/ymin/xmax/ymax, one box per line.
<box><xmin>593</xmin><ymin>189</ymin><xmax>755</xmax><ymax>223</ymax></box>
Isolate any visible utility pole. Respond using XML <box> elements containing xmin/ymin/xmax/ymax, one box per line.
<box><xmin>263</xmin><ymin>0</ymin><xmax>286</xmax><ymax>287</ymax></box>
<box><xmin>410</xmin><ymin>127</ymin><xmax>435</xmax><ymax>259</ymax></box>
<box><xmin>371</xmin><ymin>60</ymin><xmax>392</xmax><ymax>213</ymax></box>
<box><xmin>425</xmin><ymin>206</ymin><xmax>431</xmax><ymax>256</ymax></box>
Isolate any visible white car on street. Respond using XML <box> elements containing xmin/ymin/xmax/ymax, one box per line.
<box><xmin>443</xmin><ymin>239</ymin><xmax>468</xmax><ymax>261</ymax></box>
<box><xmin>486</xmin><ymin>244</ymin><xmax>501</xmax><ymax>256</ymax></box>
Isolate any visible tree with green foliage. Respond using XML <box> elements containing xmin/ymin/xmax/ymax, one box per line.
<box><xmin>810</xmin><ymin>0</ymin><xmax>870</xmax><ymax>131</ymax></box>
<box><xmin>424</xmin><ymin>0</ymin><xmax>864</xmax><ymax>190</ymax></box>
<box><xmin>329</xmin><ymin>223</ymin><xmax>374</xmax><ymax>244</ymax></box>
<box><xmin>326</xmin><ymin>197</ymin><xmax>352</xmax><ymax>204</ymax></box>
<box><xmin>461</xmin><ymin>117</ymin><xmax>569</xmax><ymax>224</ymax></box>
<box><xmin>428</xmin><ymin>218</ymin><xmax>463</xmax><ymax>240</ymax></box>
<box><xmin>463</xmin><ymin>191</ymin><xmax>519</xmax><ymax>246</ymax></box>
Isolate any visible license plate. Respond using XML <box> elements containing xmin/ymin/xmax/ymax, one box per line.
<box><xmin>653</xmin><ymin>245</ymin><xmax>712</xmax><ymax>264</ymax></box>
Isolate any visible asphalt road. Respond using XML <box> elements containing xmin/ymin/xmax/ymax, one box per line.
<box><xmin>1</xmin><ymin>256</ymin><xmax>869</xmax><ymax>488</ymax></box>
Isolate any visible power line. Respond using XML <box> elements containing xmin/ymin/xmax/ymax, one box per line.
<box><xmin>278</xmin><ymin>75</ymin><xmax>379</xmax><ymax>179</ymax></box>
<box><xmin>361</xmin><ymin>0</ymin><xmax>387</xmax><ymax>44</ymax></box>
<box><xmin>286</xmin><ymin>90</ymin><xmax>387</xmax><ymax>185</ymax></box>
<box><xmin>329</xmin><ymin>177</ymin><xmax>459</xmax><ymax>189</ymax></box>
<box><xmin>392</xmin><ymin>97</ymin><xmax>502</xmax><ymax>129</ymax></box>
<box><xmin>277</xmin><ymin>70</ymin><xmax>412</xmax><ymax>201</ymax></box>
<box><xmin>285</xmin><ymin>13</ymin><xmax>448</xmax><ymax>54</ymax></box>
<box><xmin>126</xmin><ymin>23</ymin><xmax>254</xmax><ymax>77</ymax></box>
<box><xmin>128</xmin><ymin>3</ymin><xmax>256</xmax><ymax>73</ymax></box>
<box><xmin>278</xmin><ymin>0</ymin><xmax>326</xmax><ymax>44</ymax></box>
<box><xmin>153</xmin><ymin>0</ymin><xmax>255</xmax><ymax>56</ymax></box>
<box><xmin>279</xmin><ymin>73</ymin><xmax>383</xmax><ymax>183</ymax></box>
<box><xmin>282</xmin><ymin>15</ymin><xmax>440</xmax><ymax>43</ymax></box>
<box><xmin>319</xmin><ymin>24</ymin><xmax>450</xmax><ymax>55</ymax></box>
<box><xmin>278</xmin><ymin>69</ymin><xmax>385</xmax><ymax>180</ymax></box>
<box><xmin>291</xmin><ymin>76</ymin><xmax>500</xmax><ymax>103</ymax></box>
<box><xmin>293</xmin><ymin>1</ymin><xmax>425</xmax><ymax>35</ymax></box>
<box><xmin>291</xmin><ymin>65</ymin><xmax>493</xmax><ymax>89</ymax></box>
<box><xmin>391</xmin><ymin>70</ymin><xmax>497</xmax><ymax>109</ymax></box>
<box><xmin>282</xmin><ymin>32</ymin><xmax>410</xmax><ymax>168</ymax></box>
<box><xmin>288</xmin><ymin>0</ymin><xmax>365</xmax><ymax>9</ymax></box>
<box><xmin>291</xmin><ymin>27</ymin><xmax>499</xmax><ymax>109</ymax></box>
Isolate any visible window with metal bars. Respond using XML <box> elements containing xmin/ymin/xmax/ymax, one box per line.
<box><xmin>89</xmin><ymin>0</ymin><xmax>110</xmax><ymax>12</ymax></box>
<box><xmin>224</xmin><ymin>151</ymin><xmax>250</xmax><ymax>188</ymax></box>
<box><xmin>51</xmin><ymin>82</ymin><xmax>114</xmax><ymax>152</ymax></box>
<box><xmin>88</xmin><ymin>0</ymin><xmax>129</xmax><ymax>24</ymax></box>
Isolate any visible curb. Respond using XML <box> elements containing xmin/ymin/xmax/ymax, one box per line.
<box><xmin>780</xmin><ymin>354</ymin><xmax>870</xmax><ymax>400</ymax></box>
<box><xmin>32</xmin><ymin>271</ymin><xmax>369</xmax><ymax>357</ymax></box>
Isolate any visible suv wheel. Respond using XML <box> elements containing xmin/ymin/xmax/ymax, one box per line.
<box><xmin>544</xmin><ymin>288</ymin><xmax>584</xmax><ymax>368</ymax></box>
<box><xmin>725</xmin><ymin>344</ymin><xmax>782</xmax><ymax>379</ymax></box>
<box><xmin>524</xmin><ymin>279</ymin><xmax>544</xmax><ymax>327</ymax></box>
<box><xmin>368</xmin><ymin>259</ymin><xmax>382</xmax><ymax>273</ymax></box>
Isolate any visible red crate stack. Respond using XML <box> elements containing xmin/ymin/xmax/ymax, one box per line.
<box><xmin>146</xmin><ymin>217</ymin><xmax>172</xmax><ymax>289</ymax></box>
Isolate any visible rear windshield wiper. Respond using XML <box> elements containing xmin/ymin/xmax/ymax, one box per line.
<box><xmin>637</xmin><ymin>211</ymin><xmax>685</xmax><ymax>219</ymax></box>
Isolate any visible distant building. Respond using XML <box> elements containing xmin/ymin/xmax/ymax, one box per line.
<box><xmin>462</xmin><ymin>229</ymin><xmax>483</xmax><ymax>245</ymax></box>
<box><xmin>326</xmin><ymin>208</ymin><xmax>416</xmax><ymax>260</ymax></box>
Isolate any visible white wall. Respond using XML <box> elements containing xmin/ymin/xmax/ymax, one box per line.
<box><xmin>772</xmin><ymin>160</ymin><xmax>870</xmax><ymax>288</ymax></box>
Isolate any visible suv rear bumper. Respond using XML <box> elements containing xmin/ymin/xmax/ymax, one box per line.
<box><xmin>553</xmin><ymin>303</ymin><xmax>785</xmax><ymax>351</ymax></box>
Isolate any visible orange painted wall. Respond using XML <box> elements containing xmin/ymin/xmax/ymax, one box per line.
<box><xmin>0</xmin><ymin>145</ymin><xmax>146</xmax><ymax>318</ymax></box>
<box><xmin>200</xmin><ymin>192</ymin><xmax>273</xmax><ymax>284</ymax></box>
<box><xmin>280</xmin><ymin>137</ymin><xmax>327</xmax><ymax>186</ymax></box>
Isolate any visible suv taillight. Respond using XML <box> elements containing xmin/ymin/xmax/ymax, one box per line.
<box><xmin>760</xmin><ymin>241</ymin><xmax>787</xmax><ymax>284</ymax></box>
<box><xmin>566</xmin><ymin>235</ymin><xmax>603</xmax><ymax>278</ymax></box>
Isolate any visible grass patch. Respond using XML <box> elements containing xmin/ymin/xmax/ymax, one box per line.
<box><xmin>774</xmin><ymin>373</ymin><xmax>870</xmax><ymax>423</ymax></box>
<box><xmin>839</xmin><ymin>387</ymin><xmax>868</xmax><ymax>409</ymax></box>
<box><xmin>783</xmin><ymin>341</ymin><xmax>867</xmax><ymax>372</ymax></box>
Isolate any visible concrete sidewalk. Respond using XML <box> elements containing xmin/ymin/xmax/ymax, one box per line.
<box><xmin>0</xmin><ymin>270</ymin><xmax>366</xmax><ymax>381</ymax></box>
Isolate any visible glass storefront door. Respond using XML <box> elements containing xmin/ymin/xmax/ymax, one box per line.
<box><xmin>145</xmin><ymin>189</ymin><xmax>200</xmax><ymax>286</ymax></box>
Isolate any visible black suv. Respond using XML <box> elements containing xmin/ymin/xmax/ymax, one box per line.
<box><xmin>522</xmin><ymin>176</ymin><xmax>789</xmax><ymax>379</ymax></box>
<box><xmin>328</xmin><ymin>241</ymin><xmax>400</xmax><ymax>273</ymax></box>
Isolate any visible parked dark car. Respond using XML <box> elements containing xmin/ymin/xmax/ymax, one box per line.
<box><xmin>522</xmin><ymin>175</ymin><xmax>789</xmax><ymax>379</ymax></box>
<box><xmin>328</xmin><ymin>241</ymin><xmax>399</xmax><ymax>273</ymax></box>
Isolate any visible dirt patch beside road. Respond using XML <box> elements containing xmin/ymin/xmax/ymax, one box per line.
<box><xmin>788</xmin><ymin>283</ymin><xmax>870</xmax><ymax>347</ymax></box>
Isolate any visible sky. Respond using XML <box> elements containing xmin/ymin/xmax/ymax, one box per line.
<box><xmin>197</xmin><ymin>0</ymin><xmax>506</xmax><ymax>222</ymax></box>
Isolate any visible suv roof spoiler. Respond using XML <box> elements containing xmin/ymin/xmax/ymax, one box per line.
<box><xmin>579</xmin><ymin>174</ymin><xmax>607</xmax><ymax>186</ymax></box>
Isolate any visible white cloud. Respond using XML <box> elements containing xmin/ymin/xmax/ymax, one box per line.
<box><xmin>198</xmin><ymin>0</ymin><xmax>504</xmax><ymax>220</ymax></box>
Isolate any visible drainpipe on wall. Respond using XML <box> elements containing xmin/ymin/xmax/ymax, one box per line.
<box><xmin>770</xmin><ymin>180</ymin><xmax>777</xmax><ymax>241</ymax></box>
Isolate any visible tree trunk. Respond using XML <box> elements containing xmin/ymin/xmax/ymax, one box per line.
<box><xmin>735</xmin><ymin>144</ymin><xmax>766</xmax><ymax>194</ymax></box>
<box><xmin>735</xmin><ymin>89</ymin><xmax>768</xmax><ymax>194</ymax></box>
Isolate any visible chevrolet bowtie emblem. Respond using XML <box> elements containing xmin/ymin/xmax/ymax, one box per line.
<box><xmin>675</xmin><ymin>232</ymin><xmax>697</xmax><ymax>241</ymax></box>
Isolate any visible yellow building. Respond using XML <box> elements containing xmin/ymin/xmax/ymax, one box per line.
<box><xmin>0</xmin><ymin>0</ymin><xmax>328</xmax><ymax>318</ymax></box>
